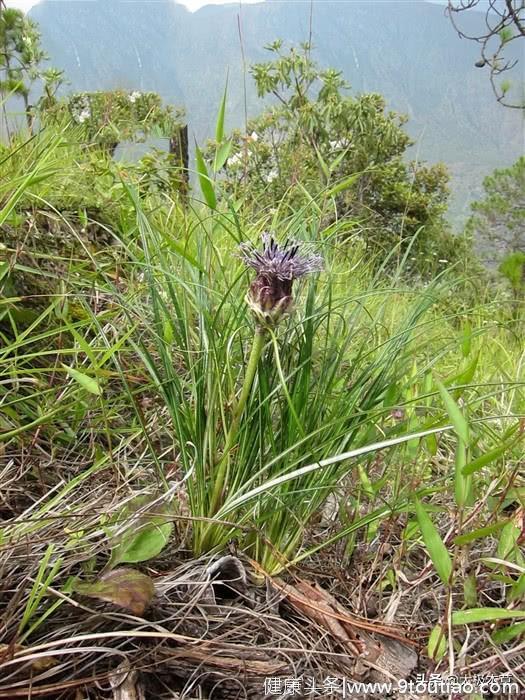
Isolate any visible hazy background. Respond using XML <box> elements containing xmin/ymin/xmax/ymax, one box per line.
<box><xmin>5</xmin><ymin>0</ymin><xmax>524</xmax><ymax>224</ymax></box>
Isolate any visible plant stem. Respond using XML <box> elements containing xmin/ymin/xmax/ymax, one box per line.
<box><xmin>208</xmin><ymin>325</ymin><xmax>267</xmax><ymax>516</ymax></box>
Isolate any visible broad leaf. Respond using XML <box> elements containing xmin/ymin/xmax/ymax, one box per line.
<box><xmin>454</xmin><ymin>519</ymin><xmax>509</xmax><ymax>546</ymax></box>
<box><xmin>326</xmin><ymin>173</ymin><xmax>359</xmax><ymax>197</ymax></box>
<box><xmin>454</xmin><ymin>436</ymin><xmax>471</xmax><ymax>509</ymax></box>
<box><xmin>427</xmin><ymin>624</ymin><xmax>447</xmax><ymax>661</ymax></box>
<box><xmin>62</xmin><ymin>364</ymin><xmax>102</xmax><ymax>396</ymax></box>
<box><xmin>195</xmin><ymin>145</ymin><xmax>217</xmax><ymax>209</ymax></box>
<box><xmin>435</xmin><ymin>377</ymin><xmax>469</xmax><ymax>444</ymax></box>
<box><xmin>492</xmin><ymin>622</ymin><xmax>525</xmax><ymax>645</ymax></box>
<box><xmin>415</xmin><ymin>497</ymin><xmax>452</xmax><ymax>585</ymax></box>
<box><xmin>214</xmin><ymin>139</ymin><xmax>233</xmax><ymax>173</ymax></box>
<box><xmin>452</xmin><ymin>608</ymin><xmax>525</xmax><ymax>625</ymax></box>
<box><xmin>115</xmin><ymin>521</ymin><xmax>173</xmax><ymax>564</ymax></box>
<box><xmin>108</xmin><ymin>495</ymin><xmax>174</xmax><ymax>567</ymax></box>
<box><xmin>462</xmin><ymin>432</ymin><xmax>519</xmax><ymax>476</ymax></box>
<box><xmin>76</xmin><ymin>568</ymin><xmax>154</xmax><ymax>615</ymax></box>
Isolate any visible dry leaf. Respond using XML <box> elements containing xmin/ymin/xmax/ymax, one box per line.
<box><xmin>109</xmin><ymin>660</ymin><xmax>146</xmax><ymax>700</ymax></box>
<box><xmin>0</xmin><ymin>643</ymin><xmax>57</xmax><ymax>671</ymax></box>
<box><xmin>76</xmin><ymin>567</ymin><xmax>155</xmax><ymax>615</ymax></box>
<box><xmin>274</xmin><ymin>578</ymin><xmax>418</xmax><ymax>682</ymax></box>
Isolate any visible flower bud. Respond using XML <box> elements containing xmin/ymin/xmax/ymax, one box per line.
<box><xmin>240</xmin><ymin>234</ymin><xmax>323</xmax><ymax>328</ymax></box>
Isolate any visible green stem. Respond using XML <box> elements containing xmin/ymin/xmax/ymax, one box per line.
<box><xmin>208</xmin><ymin>326</ymin><xmax>267</xmax><ymax>516</ymax></box>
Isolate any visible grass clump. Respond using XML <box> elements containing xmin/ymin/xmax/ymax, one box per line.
<box><xmin>0</xmin><ymin>101</ymin><xmax>523</xmax><ymax>698</ymax></box>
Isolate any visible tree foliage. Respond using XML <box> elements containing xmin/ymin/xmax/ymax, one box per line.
<box><xmin>43</xmin><ymin>90</ymin><xmax>185</xmax><ymax>153</ymax></box>
<box><xmin>221</xmin><ymin>42</ymin><xmax>463</xmax><ymax>272</ymax></box>
<box><xmin>0</xmin><ymin>8</ymin><xmax>63</xmax><ymax>133</ymax></box>
<box><xmin>499</xmin><ymin>251</ymin><xmax>524</xmax><ymax>299</ymax></box>
<box><xmin>467</xmin><ymin>156</ymin><xmax>525</xmax><ymax>265</ymax></box>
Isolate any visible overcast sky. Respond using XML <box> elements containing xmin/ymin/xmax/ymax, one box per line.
<box><xmin>5</xmin><ymin>0</ymin><xmax>265</xmax><ymax>12</ymax></box>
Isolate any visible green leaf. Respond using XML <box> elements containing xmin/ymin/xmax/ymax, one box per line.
<box><xmin>454</xmin><ymin>437</ymin><xmax>471</xmax><ymax>509</ymax></box>
<box><xmin>426</xmin><ymin>432</ymin><xmax>438</xmax><ymax>456</ymax></box>
<box><xmin>435</xmin><ymin>377</ymin><xmax>469</xmax><ymax>444</ymax></box>
<box><xmin>215</xmin><ymin>77</ymin><xmax>228</xmax><ymax>144</ymax></box>
<box><xmin>509</xmin><ymin>573</ymin><xmax>525</xmax><ymax>603</ymax></box>
<box><xmin>357</xmin><ymin>463</ymin><xmax>375</xmax><ymax>499</ymax></box>
<box><xmin>314</xmin><ymin>144</ymin><xmax>330</xmax><ymax>181</ymax></box>
<box><xmin>427</xmin><ymin>624</ymin><xmax>447</xmax><ymax>661</ymax></box>
<box><xmin>0</xmin><ymin>261</ymin><xmax>10</xmax><ymax>283</ymax></box>
<box><xmin>213</xmin><ymin>138</ymin><xmax>233</xmax><ymax>173</ymax></box>
<box><xmin>461</xmin><ymin>321</ymin><xmax>472</xmax><ymax>358</ymax></box>
<box><xmin>452</xmin><ymin>608</ymin><xmax>525</xmax><ymax>625</ymax></box>
<box><xmin>109</xmin><ymin>496</ymin><xmax>174</xmax><ymax>566</ymax></box>
<box><xmin>326</xmin><ymin>173</ymin><xmax>359</xmax><ymax>197</ymax></box>
<box><xmin>463</xmin><ymin>574</ymin><xmax>478</xmax><ymax>607</ymax></box>
<box><xmin>497</xmin><ymin>519</ymin><xmax>520</xmax><ymax>560</ymax></box>
<box><xmin>453</xmin><ymin>519</ymin><xmax>509</xmax><ymax>546</ymax></box>
<box><xmin>443</xmin><ymin>352</ymin><xmax>478</xmax><ymax>389</ymax></box>
<box><xmin>76</xmin><ymin>568</ymin><xmax>155</xmax><ymax>615</ymax></box>
<box><xmin>163</xmin><ymin>317</ymin><xmax>174</xmax><ymax>345</ymax></box>
<box><xmin>462</xmin><ymin>436</ymin><xmax>518</xmax><ymax>476</ymax></box>
<box><xmin>415</xmin><ymin>497</ymin><xmax>452</xmax><ymax>585</ymax></box>
<box><xmin>195</xmin><ymin>145</ymin><xmax>217</xmax><ymax>209</ymax></box>
<box><xmin>499</xmin><ymin>27</ymin><xmax>513</xmax><ymax>44</ymax></box>
<box><xmin>61</xmin><ymin>364</ymin><xmax>102</xmax><ymax>396</ymax></box>
<box><xmin>500</xmin><ymin>79</ymin><xmax>511</xmax><ymax>95</ymax></box>
<box><xmin>451</xmin><ymin>352</ymin><xmax>479</xmax><ymax>393</ymax></box>
<box><xmin>329</xmin><ymin>146</ymin><xmax>351</xmax><ymax>173</ymax></box>
<box><xmin>116</xmin><ymin>521</ymin><xmax>173</xmax><ymax>564</ymax></box>
<box><xmin>219</xmin><ymin>425</ymin><xmax>451</xmax><ymax>518</ymax></box>
<box><xmin>491</xmin><ymin>622</ymin><xmax>525</xmax><ymax>645</ymax></box>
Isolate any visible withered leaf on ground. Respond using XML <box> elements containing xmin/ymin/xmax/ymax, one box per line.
<box><xmin>274</xmin><ymin>577</ymin><xmax>418</xmax><ymax>682</ymax></box>
<box><xmin>0</xmin><ymin>643</ymin><xmax>57</xmax><ymax>671</ymax></box>
<box><xmin>75</xmin><ymin>567</ymin><xmax>155</xmax><ymax>615</ymax></box>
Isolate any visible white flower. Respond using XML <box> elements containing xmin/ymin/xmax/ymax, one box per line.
<box><xmin>329</xmin><ymin>139</ymin><xmax>348</xmax><ymax>150</ymax></box>
<box><xmin>265</xmin><ymin>168</ymin><xmax>278</xmax><ymax>183</ymax></box>
<box><xmin>74</xmin><ymin>107</ymin><xmax>91</xmax><ymax>123</ymax></box>
<box><xmin>249</xmin><ymin>131</ymin><xmax>258</xmax><ymax>142</ymax></box>
<box><xmin>76</xmin><ymin>107</ymin><xmax>91</xmax><ymax>123</ymax></box>
<box><xmin>227</xmin><ymin>152</ymin><xmax>243</xmax><ymax>168</ymax></box>
<box><xmin>129</xmin><ymin>91</ymin><xmax>142</xmax><ymax>104</ymax></box>
<box><xmin>71</xmin><ymin>95</ymin><xmax>91</xmax><ymax>123</ymax></box>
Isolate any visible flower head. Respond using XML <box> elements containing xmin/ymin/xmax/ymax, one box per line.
<box><xmin>227</xmin><ymin>152</ymin><xmax>243</xmax><ymax>168</ymax></box>
<box><xmin>240</xmin><ymin>234</ymin><xmax>323</xmax><ymax>327</ymax></box>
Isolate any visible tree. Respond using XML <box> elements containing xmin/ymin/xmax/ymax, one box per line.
<box><xmin>0</xmin><ymin>8</ymin><xmax>65</xmax><ymax>136</ymax></box>
<box><xmin>0</xmin><ymin>8</ymin><xmax>48</xmax><ymax>133</ymax></box>
<box><xmin>499</xmin><ymin>251</ymin><xmax>524</xmax><ymax>306</ymax></box>
<box><xmin>447</xmin><ymin>0</ymin><xmax>525</xmax><ymax>109</ymax></box>
<box><xmin>466</xmin><ymin>157</ymin><xmax>525</xmax><ymax>264</ymax></box>
<box><xmin>221</xmin><ymin>42</ymin><xmax>459</xmax><ymax>272</ymax></box>
<box><xmin>44</xmin><ymin>90</ymin><xmax>185</xmax><ymax>155</ymax></box>
<box><xmin>37</xmin><ymin>67</ymin><xmax>66</xmax><ymax>113</ymax></box>
<box><xmin>42</xmin><ymin>90</ymin><xmax>189</xmax><ymax>197</ymax></box>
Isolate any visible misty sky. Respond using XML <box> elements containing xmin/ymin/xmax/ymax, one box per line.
<box><xmin>5</xmin><ymin>0</ymin><xmax>263</xmax><ymax>12</ymax></box>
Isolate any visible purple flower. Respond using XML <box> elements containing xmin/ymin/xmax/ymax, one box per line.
<box><xmin>240</xmin><ymin>234</ymin><xmax>323</xmax><ymax>326</ymax></box>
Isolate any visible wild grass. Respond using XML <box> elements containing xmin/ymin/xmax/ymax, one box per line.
<box><xmin>0</xmin><ymin>124</ymin><xmax>523</xmax><ymax>696</ymax></box>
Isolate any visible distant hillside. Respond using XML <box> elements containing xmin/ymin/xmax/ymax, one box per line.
<box><xmin>28</xmin><ymin>0</ymin><xmax>523</xmax><ymax>225</ymax></box>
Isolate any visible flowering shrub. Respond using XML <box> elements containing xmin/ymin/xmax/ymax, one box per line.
<box><xmin>44</xmin><ymin>90</ymin><xmax>185</xmax><ymax>154</ymax></box>
<box><xmin>217</xmin><ymin>42</ymin><xmax>465</xmax><ymax>273</ymax></box>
